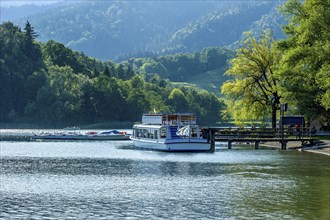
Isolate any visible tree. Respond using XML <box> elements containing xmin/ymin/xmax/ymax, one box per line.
<box><xmin>24</xmin><ymin>21</ymin><xmax>38</xmax><ymax>43</ymax></box>
<box><xmin>125</xmin><ymin>75</ymin><xmax>150</xmax><ymax>120</ymax></box>
<box><xmin>33</xmin><ymin>65</ymin><xmax>87</xmax><ymax>125</ymax></box>
<box><xmin>23</xmin><ymin>21</ymin><xmax>42</xmax><ymax>71</ymax></box>
<box><xmin>168</xmin><ymin>88</ymin><xmax>188</xmax><ymax>113</ymax></box>
<box><xmin>103</xmin><ymin>66</ymin><xmax>112</xmax><ymax>77</ymax></box>
<box><xmin>42</xmin><ymin>40</ymin><xmax>83</xmax><ymax>74</ymax></box>
<box><xmin>278</xmin><ymin>0</ymin><xmax>330</xmax><ymax>123</ymax></box>
<box><xmin>221</xmin><ymin>31</ymin><xmax>282</xmax><ymax>128</ymax></box>
<box><xmin>92</xmin><ymin>73</ymin><xmax>126</xmax><ymax>121</ymax></box>
<box><xmin>0</xmin><ymin>22</ymin><xmax>44</xmax><ymax>122</ymax></box>
<box><xmin>186</xmin><ymin>89</ymin><xmax>224</xmax><ymax>125</ymax></box>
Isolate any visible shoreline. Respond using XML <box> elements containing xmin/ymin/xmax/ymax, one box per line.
<box><xmin>1</xmin><ymin>128</ymin><xmax>329</xmax><ymax>156</ymax></box>
<box><xmin>261</xmin><ymin>140</ymin><xmax>330</xmax><ymax>156</ymax></box>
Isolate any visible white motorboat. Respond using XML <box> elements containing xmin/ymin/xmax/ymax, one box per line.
<box><xmin>85</xmin><ymin>130</ymin><xmax>130</xmax><ymax>140</ymax></box>
<box><xmin>130</xmin><ymin>113</ymin><xmax>211</xmax><ymax>151</ymax></box>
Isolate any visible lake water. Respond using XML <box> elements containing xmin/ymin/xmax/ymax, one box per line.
<box><xmin>1</xmin><ymin>131</ymin><xmax>329</xmax><ymax>219</ymax></box>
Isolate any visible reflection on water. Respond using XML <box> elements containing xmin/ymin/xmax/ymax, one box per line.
<box><xmin>0</xmin><ymin>138</ymin><xmax>329</xmax><ymax>219</ymax></box>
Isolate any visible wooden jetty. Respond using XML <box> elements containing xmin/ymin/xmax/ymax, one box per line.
<box><xmin>203</xmin><ymin>127</ymin><xmax>315</xmax><ymax>151</ymax></box>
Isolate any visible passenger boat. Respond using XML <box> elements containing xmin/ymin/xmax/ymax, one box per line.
<box><xmin>31</xmin><ymin>130</ymin><xmax>130</xmax><ymax>141</ymax></box>
<box><xmin>130</xmin><ymin>113</ymin><xmax>211</xmax><ymax>151</ymax></box>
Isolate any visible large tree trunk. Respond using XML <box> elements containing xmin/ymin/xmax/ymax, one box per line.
<box><xmin>271</xmin><ymin>103</ymin><xmax>277</xmax><ymax>129</ymax></box>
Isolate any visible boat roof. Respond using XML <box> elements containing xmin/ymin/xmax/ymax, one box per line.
<box><xmin>133</xmin><ymin>124</ymin><xmax>164</xmax><ymax>129</ymax></box>
<box><xmin>141</xmin><ymin>113</ymin><xmax>197</xmax><ymax>125</ymax></box>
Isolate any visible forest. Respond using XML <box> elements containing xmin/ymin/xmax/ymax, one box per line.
<box><xmin>0</xmin><ymin>21</ymin><xmax>225</xmax><ymax>127</ymax></box>
<box><xmin>1</xmin><ymin>0</ymin><xmax>329</xmax><ymax>129</ymax></box>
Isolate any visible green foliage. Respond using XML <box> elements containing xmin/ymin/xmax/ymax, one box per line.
<box><xmin>139</xmin><ymin>61</ymin><xmax>168</xmax><ymax>78</ymax></box>
<box><xmin>185</xmin><ymin>89</ymin><xmax>224</xmax><ymax>125</ymax></box>
<box><xmin>221</xmin><ymin>31</ymin><xmax>282</xmax><ymax>128</ymax></box>
<box><xmin>0</xmin><ymin>21</ymin><xmax>44</xmax><ymax>122</ymax></box>
<box><xmin>0</xmin><ymin>22</ymin><xmax>225</xmax><ymax>127</ymax></box>
<box><xmin>31</xmin><ymin>65</ymin><xmax>87</xmax><ymax>125</ymax></box>
<box><xmin>168</xmin><ymin>88</ymin><xmax>188</xmax><ymax>112</ymax></box>
<box><xmin>24</xmin><ymin>21</ymin><xmax>38</xmax><ymax>42</ymax></box>
<box><xmin>42</xmin><ymin>40</ymin><xmax>84</xmax><ymax>73</ymax></box>
<box><xmin>278</xmin><ymin>0</ymin><xmax>330</xmax><ymax>122</ymax></box>
<box><xmin>132</xmin><ymin>47</ymin><xmax>234</xmax><ymax>85</ymax></box>
<box><xmin>221</xmin><ymin>0</ymin><xmax>330</xmax><ymax>127</ymax></box>
<box><xmin>164</xmin><ymin>2</ymin><xmax>283</xmax><ymax>54</ymax></box>
<box><xmin>90</xmin><ymin>74</ymin><xmax>126</xmax><ymax>121</ymax></box>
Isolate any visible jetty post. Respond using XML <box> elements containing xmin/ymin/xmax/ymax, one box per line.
<box><xmin>255</xmin><ymin>140</ymin><xmax>260</xmax><ymax>149</ymax></box>
<box><xmin>209</xmin><ymin>128</ymin><xmax>216</xmax><ymax>152</ymax></box>
<box><xmin>281</xmin><ymin>140</ymin><xmax>287</xmax><ymax>150</ymax></box>
<box><xmin>228</xmin><ymin>140</ymin><xmax>232</xmax><ymax>149</ymax></box>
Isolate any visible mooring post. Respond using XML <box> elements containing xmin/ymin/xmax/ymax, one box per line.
<box><xmin>255</xmin><ymin>140</ymin><xmax>260</xmax><ymax>149</ymax></box>
<box><xmin>281</xmin><ymin>141</ymin><xmax>287</xmax><ymax>150</ymax></box>
<box><xmin>209</xmin><ymin>129</ymin><xmax>215</xmax><ymax>152</ymax></box>
<box><xmin>228</xmin><ymin>140</ymin><xmax>232</xmax><ymax>149</ymax></box>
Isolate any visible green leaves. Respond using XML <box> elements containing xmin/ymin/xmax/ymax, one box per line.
<box><xmin>222</xmin><ymin>31</ymin><xmax>281</xmax><ymax>128</ymax></box>
<box><xmin>33</xmin><ymin>65</ymin><xmax>87</xmax><ymax>124</ymax></box>
<box><xmin>279</xmin><ymin>0</ymin><xmax>330</xmax><ymax>121</ymax></box>
<box><xmin>222</xmin><ymin>0</ymin><xmax>330</xmax><ymax>126</ymax></box>
<box><xmin>0</xmin><ymin>21</ymin><xmax>227</xmax><ymax>126</ymax></box>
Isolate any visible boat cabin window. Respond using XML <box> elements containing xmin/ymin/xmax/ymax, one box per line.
<box><xmin>143</xmin><ymin>130</ymin><xmax>148</xmax><ymax>138</ymax></box>
<box><xmin>191</xmin><ymin>127</ymin><xmax>198</xmax><ymax>138</ymax></box>
<box><xmin>160</xmin><ymin>127</ymin><xmax>166</xmax><ymax>138</ymax></box>
<box><xmin>135</xmin><ymin>128</ymin><xmax>160</xmax><ymax>139</ymax></box>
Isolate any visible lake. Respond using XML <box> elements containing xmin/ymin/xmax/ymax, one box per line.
<box><xmin>0</xmin><ymin>131</ymin><xmax>329</xmax><ymax>219</ymax></box>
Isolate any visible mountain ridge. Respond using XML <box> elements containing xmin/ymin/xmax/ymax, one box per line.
<box><xmin>3</xmin><ymin>1</ymin><xmax>286</xmax><ymax>61</ymax></box>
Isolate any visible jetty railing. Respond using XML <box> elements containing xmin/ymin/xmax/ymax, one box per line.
<box><xmin>213</xmin><ymin>127</ymin><xmax>313</xmax><ymax>139</ymax></box>
<box><xmin>203</xmin><ymin>127</ymin><xmax>315</xmax><ymax>151</ymax></box>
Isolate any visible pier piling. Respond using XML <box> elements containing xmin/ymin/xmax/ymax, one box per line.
<box><xmin>255</xmin><ymin>141</ymin><xmax>260</xmax><ymax>149</ymax></box>
<box><xmin>228</xmin><ymin>140</ymin><xmax>232</xmax><ymax>149</ymax></box>
<box><xmin>207</xmin><ymin>129</ymin><xmax>215</xmax><ymax>152</ymax></box>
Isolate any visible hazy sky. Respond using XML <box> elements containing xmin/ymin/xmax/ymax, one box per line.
<box><xmin>1</xmin><ymin>0</ymin><xmax>60</xmax><ymax>8</ymax></box>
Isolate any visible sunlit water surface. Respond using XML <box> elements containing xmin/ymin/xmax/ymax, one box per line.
<box><xmin>1</xmin><ymin>130</ymin><xmax>329</xmax><ymax>219</ymax></box>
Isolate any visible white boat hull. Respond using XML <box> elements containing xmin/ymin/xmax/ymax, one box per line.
<box><xmin>86</xmin><ymin>135</ymin><xmax>130</xmax><ymax>140</ymax></box>
<box><xmin>131</xmin><ymin>137</ymin><xmax>211</xmax><ymax>151</ymax></box>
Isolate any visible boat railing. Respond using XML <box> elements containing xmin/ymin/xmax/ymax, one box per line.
<box><xmin>162</xmin><ymin>120</ymin><xmax>196</xmax><ymax>126</ymax></box>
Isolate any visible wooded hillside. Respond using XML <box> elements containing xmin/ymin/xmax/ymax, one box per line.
<box><xmin>0</xmin><ymin>22</ymin><xmax>225</xmax><ymax>127</ymax></box>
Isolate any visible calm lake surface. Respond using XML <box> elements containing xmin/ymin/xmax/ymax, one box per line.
<box><xmin>1</xmin><ymin>130</ymin><xmax>329</xmax><ymax>219</ymax></box>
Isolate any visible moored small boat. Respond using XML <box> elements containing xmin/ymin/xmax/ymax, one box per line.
<box><xmin>85</xmin><ymin>130</ymin><xmax>130</xmax><ymax>140</ymax></box>
<box><xmin>130</xmin><ymin>113</ymin><xmax>211</xmax><ymax>151</ymax></box>
<box><xmin>31</xmin><ymin>130</ymin><xmax>130</xmax><ymax>141</ymax></box>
